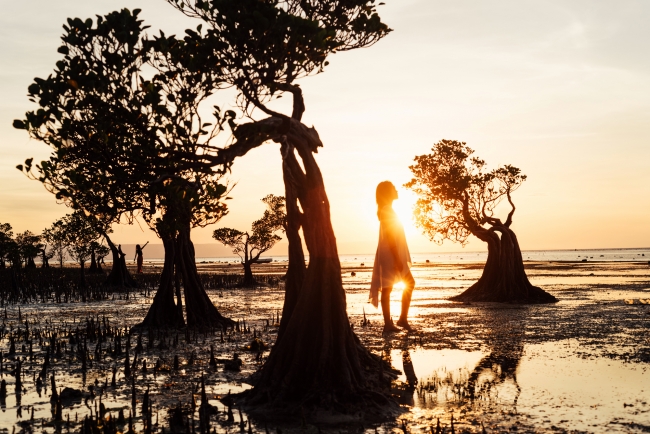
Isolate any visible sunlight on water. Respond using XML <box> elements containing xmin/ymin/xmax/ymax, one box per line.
<box><xmin>388</xmin><ymin>342</ymin><xmax>650</xmax><ymax>432</ymax></box>
<box><xmin>391</xmin><ymin>348</ymin><xmax>486</xmax><ymax>384</ymax></box>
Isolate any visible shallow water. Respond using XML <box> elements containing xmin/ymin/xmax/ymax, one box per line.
<box><xmin>388</xmin><ymin>342</ymin><xmax>650</xmax><ymax>432</ymax></box>
<box><xmin>149</xmin><ymin>247</ymin><xmax>650</xmax><ymax>265</ymax></box>
<box><xmin>0</xmin><ymin>260</ymin><xmax>649</xmax><ymax>433</ymax></box>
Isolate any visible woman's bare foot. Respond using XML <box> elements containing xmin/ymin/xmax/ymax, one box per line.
<box><xmin>396</xmin><ymin>318</ymin><xmax>415</xmax><ymax>332</ymax></box>
<box><xmin>383</xmin><ymin>322</ymin><xmax>401</xmax><ymax>334</ymax></box>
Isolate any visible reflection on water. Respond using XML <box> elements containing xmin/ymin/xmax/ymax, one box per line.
<box><xmin>390</xmin><ymin>341</ymin><xmax>650</xmax><ymax>432</ymax></box>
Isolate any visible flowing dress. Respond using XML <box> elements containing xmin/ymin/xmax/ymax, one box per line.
<box><xmin>136</xmin><ymin>250</ymin><xmax>143</xmax><ymax>273</ymax></box>
<box><xmin>369</xmin><ymin>206</ymin><xmax>412</xmax><ymax>307</ymax></box>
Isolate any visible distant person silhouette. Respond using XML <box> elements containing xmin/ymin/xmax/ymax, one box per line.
<box><xmin>370</xmin><ymin>181</ymin><xmax>415</xmax><ymax>333</ymax></box>
<box><xmin>134</xmin><ymin>242</ymin><xmax>149</xmax><ymax>274</ymax></box>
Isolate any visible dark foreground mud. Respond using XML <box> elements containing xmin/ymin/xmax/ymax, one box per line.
<box><xmin>0</xmin><ymin>260</ymin><xmax>649</xmax><ymax>433</ymax></box>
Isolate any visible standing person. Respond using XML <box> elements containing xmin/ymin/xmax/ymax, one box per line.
<box><xmin>369</xmin><ymin>181</ymin><xmax>416</xmax><ymax>333</ymax></box>
<box><xmin>134</xmin><ymin>241</ymin><xmax>149</xmax><ymax>274</ymax></box>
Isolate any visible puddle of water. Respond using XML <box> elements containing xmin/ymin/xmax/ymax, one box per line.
<box><xmin>391</xmin><ymin>349</ymin><xmax>486</xmax><ymax>383</ymax></box>
<box><xmin>518</xmin><ymin>340</ymin><xmax>650</xmax><ymax>432</ymax></box>
<box><xmin>389</xmin><ymin>341</ymin><xmax>650</xmax><ymax>432</ymax></box>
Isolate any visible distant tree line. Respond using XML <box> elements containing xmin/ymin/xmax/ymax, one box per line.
<box><xmin>0</xmin><ymin>211</ymin><xmax>110</xmax><ymax>280</ymax></box>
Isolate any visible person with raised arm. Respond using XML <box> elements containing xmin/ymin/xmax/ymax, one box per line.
<box><xmin>134</xmin><ymin>241</ymin><xmax>149</xmax><ymax>274</ymax></box>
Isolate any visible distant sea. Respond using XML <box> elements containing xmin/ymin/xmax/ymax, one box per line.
<box><xmin>186</xmin><ymin>247</ymin><xmax>650</xmax><ymax>265</ymax></box>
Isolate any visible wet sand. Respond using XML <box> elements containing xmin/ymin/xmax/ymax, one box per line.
<box><xmin>0</xmin><ymin>260</ymin><xmax>649</xmax><ymax>433</ymax></box>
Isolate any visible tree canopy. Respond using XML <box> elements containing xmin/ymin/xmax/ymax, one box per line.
<box><xmin>407</xmin><ymin>139</ymin><xmax>557</xmax><ymax>304</ymax></box>
<box><xmin>0</xmin><ymin>223</ymin><xmax>17</xmax><ymax>268</ymax></box>
<box><xmin>15</xmin><ymin>8</ymin><xmax>230</xmax><ymax>235</ymax></box>
<box><xmin>169</xmin><ymin>0</ymin><xmax>390</xmax><ymax>117</ymax></box>
<box><xmin>15</xmin><ymin>230</ymin><xmax>43</xmax><ymax>268</ymax></box>
<box><xmin>41</xmin><ymin>220</ymin><xmax>68</xmax><ymax>268</ymax></box>
<box><xmin>406</xmin><ymin>139</ymin><xmax>527</xmax><ymax>245</ymax></box>
<box><xmin>56</xmin><ymin>211</ymin><xmax>102</xmax><ymax>268</ymax></box>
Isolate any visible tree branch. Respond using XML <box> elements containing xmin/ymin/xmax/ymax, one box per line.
<box><xmin>275</xmin><ymin>83</ymin><xmax>305</xmax><ymax>121</ymax></box>
<box><xmin>505</xmin><ymin>189</ymin><xmax>516</xmax><ymax>228</ymax></box>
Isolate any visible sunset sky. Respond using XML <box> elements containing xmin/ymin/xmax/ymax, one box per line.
<box><xmin>1</xmin><ymin>0</ymin><xmax>649</xmax><ymax>255</ymax></box>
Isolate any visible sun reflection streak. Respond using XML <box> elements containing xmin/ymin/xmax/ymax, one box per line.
<box><xmin>388</xmin><ymin>281</ymin><xmax>403</xmax><ymax>315</ymax></box>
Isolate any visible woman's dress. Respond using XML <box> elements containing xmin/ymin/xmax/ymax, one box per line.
<box><xmin>369</xmin><ymin>206</ymin><xmax>412</xmax><ymax>307</ymax></box>
<box><xmin>136</xmin><ymin>251</ymin><xmax>143</xmax><ymax>273</ymax></box>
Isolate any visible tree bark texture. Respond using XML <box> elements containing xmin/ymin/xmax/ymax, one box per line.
<box><xmin>451</xmin><ymin>226</ymin><xmax>557</xmax><ymax>303</ymax></box>
<box><xmin>176</xmin><ymin>223</ymin><xmax>234</xmax><ymax>329</ymax></box>
<box><xmin>277</xmin><ymin>142</ymin><xmax>306</xmax><ymax>340</ymax></box>
<box><xmin>140</xmin><ymin>221</ymin><xmax>233</xmax><ymax>329</ymax></box>
<box><xmin>248</xmin><ymin>121</ymin><xmax>393</xmax><ymax>411</ymax></box>
<box><xmin>242</xmin><ymin>262</ymin><xmax>255</xmax><ymax>287</ymax></box>
<box><xmin>140</xmin><ymin>236</ymin><xmax>185</xmax><ymax>328</ymax></box>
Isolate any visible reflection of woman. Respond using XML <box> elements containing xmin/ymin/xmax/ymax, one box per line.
<box><xmin>134</xmin><ymin>242</ymin><xmax>149</xmax><ymax>274</ymax></box>
<box><xmin>370</xmin><ymin>181</ymin><xmax>415</xmax><ymax>333</ymax></box>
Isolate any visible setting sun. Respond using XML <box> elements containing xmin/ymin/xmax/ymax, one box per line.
<box><xmin>393</xmin><ymin>188</ymin><xmax>419</xmax><ymax>237</ymax></box>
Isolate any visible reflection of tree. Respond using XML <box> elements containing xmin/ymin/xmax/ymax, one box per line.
<box><xmin>466</xmin><ymin>323</ymin><xmax>524</xmax><ymax>406</ymax></box>
<box><xmin>413</xmin><ymin>315</ymin><xmax>525</xmax><ymax>410</ymax></box>
<box><xmin>466</xmin><ymin>313</ymin><xmax>525</xmax><ymax>406</ymax></box>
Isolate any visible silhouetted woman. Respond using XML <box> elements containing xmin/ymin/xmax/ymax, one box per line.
<box><xmin>134</xmin><ymin>242</ymin><xmax>149</xmax><ymax>274</ymax></box>
<box><xmin>369</xmin><ymin>181</ymin><xmax>415</xmax><ymax>333</ymax></box>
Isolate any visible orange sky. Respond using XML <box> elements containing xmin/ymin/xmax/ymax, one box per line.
<box><xmin>1</xmin><ymin>1</ymin><xmax>649</xmax><ymax>255</ymax></box>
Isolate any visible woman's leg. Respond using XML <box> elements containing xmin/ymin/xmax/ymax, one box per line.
<box><xmin>397</xmin><ymin>271</ymin><xmax>415</xmax><ymax>331</ymax></box>
<box><xmin>381</xmin><ymin>287</ymin><xmax>400</xmax><ymax>333</ymax></box>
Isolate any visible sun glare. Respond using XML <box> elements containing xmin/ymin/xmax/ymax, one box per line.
<box><xmin>393</xmin><ymin>188</ymin><xmax>418</xmax><ymax>236</ymax></box>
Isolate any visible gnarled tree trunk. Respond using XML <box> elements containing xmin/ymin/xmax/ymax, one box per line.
<box><xmin>246</xmin><ymin>121</ymin><xmax>394</xmax><ymax>415</ymax></box>
<box><xmin>140</xmin><ymin>236</ymin><xmax>185</xmax><ymax>328</ymax></box>
<box><xmin>277</xmin><ymin>145</ymin><xmax>306</xmax><ymax>340</ymax></box>
<box><xmin>140</xmin><ymin>215</ymin><xmax>232</xmax><ymax>329</ymax></box>
<box><xmin>451</xmin><ymin>225</ymin><xmax>556</xmax><ymax>303</ymax></box>
<box><xmin>242</xmin><ymin>261</ymin><xmax>255</xmax><ymax>287</ymax></box>
<box><xmin>176</xmin><ymin>223</ymin><xmax>233</xmax><ymax>329</ymax></box>
<box><xmin>103</xmin><ymin>233</ymin><xmax>137</xmax><ymax>288</ymax></box>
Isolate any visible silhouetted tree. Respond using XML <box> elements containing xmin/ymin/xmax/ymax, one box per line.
<box><xmin>169</xmin><ymin>0</ymin><xmax>396</xmax><ymax>415</ymax></box>
<box><xmin>406</xmin><ymin>140</ymin><xmax>556</xmax><ymax>303</ymax></box>
<box><xmin>39</xmin><ymin>245</ymin><xmax>54</xmax><ymax>269</ymax></box>
<box><xmin>88</xmin><ymin>241</ymin><xmax>110</xmax><ymax>274</ymax></box>
<box><xmin>15</xmin><ymin>231</ymin><xmax>43</xmax><ymax>269</ymax></box>
<box><xmin>16</xmin><ymin>9</ymin><xmax>232</xmax><ymax>328</ymax></box>
<box><xmin>213</xmin><ymin>195</ymin><xmax>285</xmax><ymax>286</ymax></box>
<box><xmin>49</xmin><ymin>211</ymin><xmax>103</xmax><ymax>288</ymax></box>
<box><xmin>0</xmin><ymin>223</ymin><xmax>16</xmax><ymax>269</ymax></box>
<box><xmin>0</xmin><ymin>223</ymin><xmax>21</xmax><ymax>290</ymax></box>
<box><xmin>42</xmin><ymin>220</ymin><xmax>68</xmax><ymax>268</ymax></box>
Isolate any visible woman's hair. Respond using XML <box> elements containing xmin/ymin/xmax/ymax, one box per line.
<box><xmin>376</xmin><ymin>181</ymin><xmax>397</xmax><ymax>218</ymax></box>
<box><xmin>136</xmin><ymin>244</ymin><xmax>141</xmax><ymax>251</ymax></box>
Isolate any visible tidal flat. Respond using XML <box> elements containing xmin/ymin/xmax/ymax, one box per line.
<box><xmin>0</xmin><ymin>260</ymin><xmax>648</xmax><ymax>433</ymax></box>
